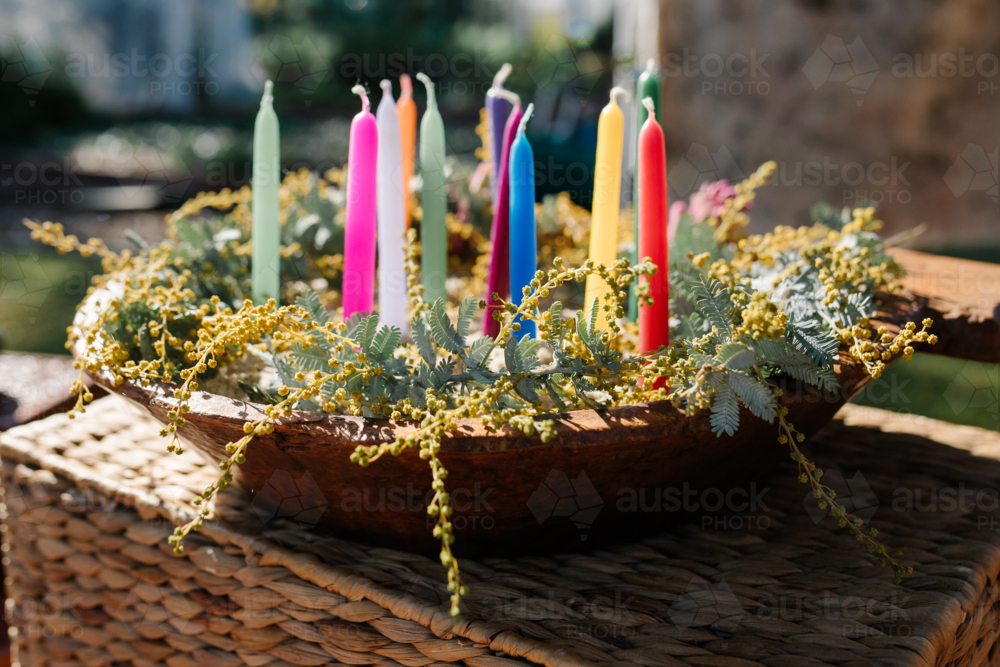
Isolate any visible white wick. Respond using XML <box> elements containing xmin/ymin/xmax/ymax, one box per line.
<box><xmin>518</xmin><ymin>103</ymin><xmax>534</xmax><ymax>134</ymax></box>
<box><xmin>351</xmin><ymin>84</ymin><xmax>369</xmax><ymax>112</ymax></box>
<box><xmin>492</xmin><ymin>62</ymin><xmax>513</xmax><ymax>87</ymax></box>
<box><xmin>493</xmin><ymin>88</ymin><xmax>520</xmax><ymax>107</ymax></box>
<box><xmin>416</xmin><ymin>72</ymin><xmax>434</xmax><ymax>90</ymax></box>
<box><xmin>642</xmin><ymin>96</ymin><xmax>656</xmax><ymax>119</ymax></box>
<box><xmin>609</xmin><ymin>85</ymin><xmax>631</xmax><ymax>105</ymax></box>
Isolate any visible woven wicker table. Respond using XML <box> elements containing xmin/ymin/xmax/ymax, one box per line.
<box><xmin>1</xmin><ymin>397</ymin><xmax>998</xmax><ymax>667</ymax></box>
<box><xmin>0</xmin><ymin>352</ymin><xmax>106</xmax><ymax>432</ymax></box>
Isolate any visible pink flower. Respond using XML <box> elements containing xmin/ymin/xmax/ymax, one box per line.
<box><xmin>688</xmin><ymin>179</ymin><xmax>749</xmax><ymax>221</ymax></box>
<box><xmin>667</xmin><ymin>201</ymin><xmax>686</xmax><ymax>242</ymax></box>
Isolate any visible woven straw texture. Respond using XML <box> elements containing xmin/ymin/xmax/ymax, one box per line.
<box><xmin>1</xmin><ymin>396</ymin><xmax>999</xmax><ymax>667</ymax></box>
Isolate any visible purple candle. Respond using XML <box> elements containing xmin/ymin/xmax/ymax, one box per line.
<box><xmin>484</xmin><ymin>90</ymin><xmax>522</xmax><ymax>339</ymax></box>
<box><xmin>485</xmin><ymin>63</ymin><xmax>513</xmax><ymax>207</ymax></box>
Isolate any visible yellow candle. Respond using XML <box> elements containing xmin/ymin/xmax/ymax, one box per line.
<box><xmin>584</xmin><ymin>86</ymin><xmax>630</xmax><ymax>326</ymax></box>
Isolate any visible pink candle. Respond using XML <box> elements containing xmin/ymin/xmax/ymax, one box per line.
<box><xmin>483</xmin><ymin>90</ymin><xmax>522</xmax><ymax>338</ymax></box>
<box><xmin>343</xmin><ymin>85</ymin><xmax>379</xmax><ymax>318</ymax></box>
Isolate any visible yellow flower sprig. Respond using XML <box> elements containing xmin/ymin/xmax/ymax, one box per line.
<box><xmin>841</xmin><ymin>318</ymin><xmax>937</xmax><ymax>379</ymax></box>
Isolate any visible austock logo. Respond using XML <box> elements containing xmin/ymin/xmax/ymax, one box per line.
<box><xmin>668</xmin><ymin>143</ymin><xmax>743</xmax><ymax>199</ymax></box>
<box><xmin>112</xmin><ymin>144</ymin><xmax>194</xmax><ymax>206</ymax></box>
<box><xmin>668</xmin><ymin>579</ymin><xmax>745</xmax><ymax>628</ymax></box>
<box><xmin>0</xmin><ymin>253</ymin><xmax>52</xmax><ymax>325</ymax></box>
<box><xmin>527</xmin><ymin>469</ymin><xmax>603</xmax><ymax>540</ymax></box>
<box><xmin>802</xmin><ymin>35</ymin><xmax>879</xmax><ymax>105</ymax></box>
<box><xmin>1</xmin><ymin>35</ymin><xmax>52</xmax><ymax>105</ymax></box>
<box><xmin>251</xmin><ymin>469</ymin><xmax>328</xmax><ymax>527</ymax></box>
<box><xmin>2</xmin><ymin>158</ymin><xmax>86</xmax><ymax>205</ymax></box>
<box><xmin>766</xmin><ymin>156</ymin><xmax>912</xmax><ymax>205</ymax></box>
<box><xmin>944</xmin><ymin>144</ymin><xmax>999</xmax><ymax>204</ymax></box>
<box><xmin>615</xmin><ymin>482</ymin><xmax>772</xmax><ymax>531</ymax></box>
<box><xmin>3</xmin><ymin>467</ymin><xmax>57</xmax><ymax>522</ymax></box>
<box><xmin>802</xmin><ymin>469</ymin><xmax>879</xmax><ymax>524</ymax></box>
<box><xmin>253</xmin><ymin>34</ymin><xmax>329</xmax><ymax>105</ymax></box>
<box><xmin>63</xmin><ymin>49</ymin><xmax>221</xmax><ymax>97</ymax></box>
<box><xmin>7</xmin><ymin>590</ymin><xmax>88</xmax><ymax>642</ymax></box>
<box><xmin>527</xmin><ymin>35</ymin><xmax>603</xmax><ymax>93</ymax></box>
<box><xmin>943</xmin><ymin>361</ymin><xmax>999</xmax><ymax>423</ymax></box>
<box><xmin>661</xmin><ymin>48</ymin><xmax>772</xmax><ymax>97</ymax></box>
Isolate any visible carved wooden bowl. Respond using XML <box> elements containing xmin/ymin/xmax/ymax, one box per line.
<box><xmin>74</xmin><ymin>249</ymin><xmax>999</xmax><ymax>555</ymax></box>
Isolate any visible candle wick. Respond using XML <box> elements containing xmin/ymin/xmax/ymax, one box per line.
<box><xmin>492</xmin><ymin>62</ymin><xmax>512</xmax><ymax>87</ymax></box>
<box><xmin>518</xmin><ymin>103</ymin><xmax>534</xmax><ymax>134</ymax></box>
<box><xmin>351</xmin><ymin>84</ymin><xmax>370</xmax><ymax>112</ymax></box>
<box><xmin>493</xmin><ymin>88</ymin><xmax>520</xmax><ymax>107</ymax></box>
<box><xmin>642</xmin><ymin>96</ymin><xmax>656</xmax><ymax>119</ymax></box>
<box><xmin>609</xmin><ymin>85</ymin><xmax>631</xmax><ymax>107</ymax></box>
<box><xmin>261</xmin><ymin>80</ymin><xmax>274</xmax><ymax>106</ymax></box>
<box><xmin>416</xmin><ymin>72</ymin><xmax>436</xmax><ymax>109</ymax></box>
<box><xmin>399</xmin><ymin>73</ymin><xmax>413</xmax><ymax>100</ymax></box>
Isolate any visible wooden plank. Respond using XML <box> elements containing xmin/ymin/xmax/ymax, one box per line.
<box><xmin>888</xmin><ymin>248</ymin><xmax>1000</xmax><ymax>363</ymax></box>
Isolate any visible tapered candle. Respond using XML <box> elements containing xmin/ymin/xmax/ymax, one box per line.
<box><xmin>629</xmin><ymin>59</ymin><xmax>661</xmax><ymax>322</ymax></box>
<box><xmin>485</xmin><ymin>63</ymin><xmax>513</xmax><ymax>206</ymax></box>
<box><xmin>508</xmin><ymin>104</ymin><xmax>537</xmax><ymax>341</ymax></box>
<box><xmin>343</xmin><ymin>85</ymin><xmax>379</xmax><ymax>319</ymax></box>
<box><xmin>252</xmin><ymin>80</ymin><xmax>281</xmax><ymax>306</ymax></box>
<box><xmin>483</xmin><ymin>90</ymin><xmax>522</xmax><ymax>339</ymax></box>
<box><xmin>584</xmin><ymin>86</ymin><xmax>629</xmax><ymax>326</ymax></box>
<box><xmin>376</xmin><ymin>79</ymin><xmax>409</xmax><ymax>335</ymax></box>
<box><xmin>417</xmin><ymin>73</ymin><xmax>448</xmax><ymax>305</ymax></box>
<box><xmin>398</xmin><ymin>74</ymin><xmax>417</xmax><ymax>229</ymax></box>
<box><xmin>637</xmin><ymin>97</ymin><xmax>670</xmax><ymax>354</ymax></box>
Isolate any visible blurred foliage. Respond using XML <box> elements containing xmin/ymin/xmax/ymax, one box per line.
<box><xmin>851</xmin><ymin>353</ymin><xmax>999</xmax><ymax>432</ymax></box>
<box><xmin>0</xmin><ymin>251</ymin><xmax>101</xmax><ymax>354</ymax></box>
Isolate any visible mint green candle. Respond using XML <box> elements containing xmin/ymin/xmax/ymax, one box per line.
<box><xmin>252</xmin><ymin>80</ymin><xmax>281</xmax><ymax>305</ymax></box>
<box><xmin>416</xmin><ymin>73</ymin><xmax>447</xmax><ymax>304</ymax></box>
<box><xmin>629</xmin><ymin>60</ymin><xmax>661</xmax><ymax>321</ymax></box>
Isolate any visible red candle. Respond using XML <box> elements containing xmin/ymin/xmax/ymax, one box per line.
<box><xmin>637</xmin><ymin>97</ymin><xmax>670</xmax><ymax>354</ymax></box>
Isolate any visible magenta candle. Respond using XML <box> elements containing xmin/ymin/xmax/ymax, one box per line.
<box><xmin>343</xmin><ymin>85</ymin><xmax>379</xmax><ymax>318</ymax></box>
<box><xmin>483</xmin><ymin>90</ymin><xmax>522</xmax><ymax>338</ymax></box>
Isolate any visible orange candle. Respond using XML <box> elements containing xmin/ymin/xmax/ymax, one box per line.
<box><xmin>637</xmin><ymin>97</ymin><xmax>670</xmax><ymax>354</ymax></box>
<box><xmin>397</xmin><ymin>74</ymin><xmax>417</xmax><ymax>229</ymax></box>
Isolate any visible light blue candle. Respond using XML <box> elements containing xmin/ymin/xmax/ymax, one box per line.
<box><xmin>508</xmin><ymin>104</ymin><xmax>536</xmax><ymax>340</ymax></box>
<box><xmin>252</xmin><ymin>80</ymin><xmax>281</xmax><ymax>305</ymax></box>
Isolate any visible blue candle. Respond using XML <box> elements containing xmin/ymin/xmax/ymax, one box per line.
<box><xmin>508</xmin><ymin>104</ymin><xmax>536</xmax><ymax>340</ymax></box>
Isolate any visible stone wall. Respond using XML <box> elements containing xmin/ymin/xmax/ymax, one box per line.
<box><xmin>658</xmin><ymin>0</ymin><xmax>999</xmax><ymax>246</ymax></box>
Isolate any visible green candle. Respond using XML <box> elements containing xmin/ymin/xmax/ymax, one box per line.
<box><xmin>252</xmin><ymin>80</ymin><xmax>281</xmax><ymax>306</ymax></box>
<box><xmin>416</xmin><ymin>73</ymin><xmax>447</xmax><ymax>305</ymax></box>
<box><xmin>628</xmin><ymin>60</ymin><xmax>661</xmax><ymax>321</ymax></box>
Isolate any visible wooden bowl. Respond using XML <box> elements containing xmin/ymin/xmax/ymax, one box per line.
<box><xmin>73</xmin><ymin>249</ymin><xmax>998</xmax><ymax>555</ymax></box>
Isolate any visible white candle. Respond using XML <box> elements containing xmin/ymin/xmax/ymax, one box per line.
<box><xmin>376</xmin><ymin>79</ymin><xmax>410</xmax><ymax>335</ymax></box>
